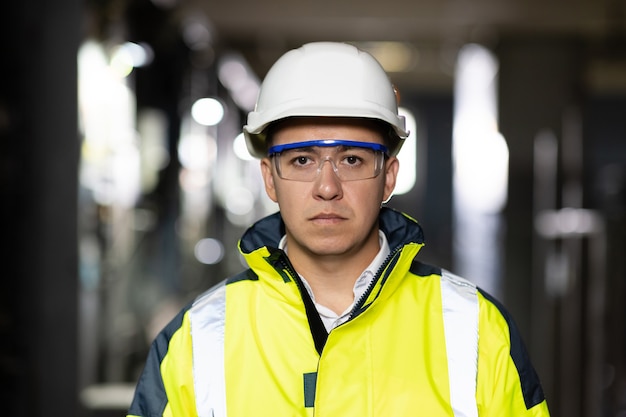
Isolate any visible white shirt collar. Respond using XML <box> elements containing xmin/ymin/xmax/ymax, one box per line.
<box><xmin>278</xmin><ymin>231</ymin><xmax>390</xmax><ymax>331</ymax></box>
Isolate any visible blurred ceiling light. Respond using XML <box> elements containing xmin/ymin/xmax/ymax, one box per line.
<box><xmin>451</xmin><ymin>43</ymin><xmax>506</xmax><ymax>296</ymax></box>
<box><xmin>218</xmin><ymin>57</ymin><xmax>248</xmax><ymax>89</ymax></box>
<box><xmin>453</xmin><ymin>43</ymin><xmax>507</xmax><ymax>213</ymax></box>
<box><xmin>182</xmin><ymin>16</ymin><xmax>213</xmax><ymax>50</ymax></box>
<box><xmin>179</xmin><ymin>169</ymin><xmax>210</xmax><ymax>191</ymax></box>
<box><xmin>229</xmin><ymin>78</ymin><xmax>259</xmax><ymax>111</ymax></box>
<box><xmin>137</xmin><ymin>109</ymin><xmax>170</xmax><ymax>193</ymax></box>
<box><xmin>218</xmin><ymin>53</ymin><xmax>260</xmax><ymax>111</ymax></box>
<box><xmin>110</xmin><ymin>42</ymin><xmax>154</xmax><ymax>77</ymax></box>
<box><xmin>357</xmin><ymin>42</ymin><xmax>418</xmax><ymax>73</ymax></box>
<box><xmin>454</xmin><ymin>129</ymin><xmax>509</xmax><ymax>212</ymax></box>
<box><xmin>233</xmin><ymin>132</ymin><xmax>254</xmax><ymax>161</ymax></box>
<box><xmin>535</xmin><ymin>208</ymin><xmax>604</xmax><ymax>238</ymax></box>
<box><xmin>78</xmin><ymin>40</ymin><xmax>141</xmax><ymax>207</ymax></box>
<box><xmin>194</xmin><ymin>238</ymin><xmax>225</xmax><ymax>265</ymax></box>
<box><xmin>178</xmin><ymin>132</ymin><xmax>216</xmax><ymax>171</ymax></box>
<box><xmin>225</xmin><ymin>186</ymin><xmax>255</xmax><ymax>216</ymax></box>
<box><xmin>191</xmin><ymin>97</ymin><xmax>225</xmax><ymax>126</ymax></box>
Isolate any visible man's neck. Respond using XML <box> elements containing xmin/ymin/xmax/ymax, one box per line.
<box><xmin>283</xmin><ymin>234</ymin><xmax>381</xmax><ymax>314</ymax></box>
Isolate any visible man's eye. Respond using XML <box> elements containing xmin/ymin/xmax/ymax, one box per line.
<box><xmin>343</xmin><ymin>155</ymin><xmax>363</xmax><ymax>166</ymax></box>
<box><xmin>290</xmin><ymin>155</ymin><xmax>314</xmax><ymax>166</ymax></box>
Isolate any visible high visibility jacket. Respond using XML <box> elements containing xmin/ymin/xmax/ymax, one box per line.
<box><xmin>127</xmin><ymin>208</ymin><xmax>550</xmax><ymax>417</ymax></box>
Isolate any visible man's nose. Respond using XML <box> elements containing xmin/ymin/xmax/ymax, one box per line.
<box><xmin>314</xmin><ymin>158</ymin><xmax>343</xmax><ymax>199</ymax></box>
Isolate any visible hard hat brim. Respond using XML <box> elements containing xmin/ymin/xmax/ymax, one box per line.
<box><xmin>243</xmin><ymin>104</ymin><xmax>408</xmax><ymax>158</ymax></box>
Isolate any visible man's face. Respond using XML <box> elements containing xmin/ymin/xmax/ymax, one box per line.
<box><xmin>260</xmin><ymin>118</ymin><xmax>399</xmax><ymax>259</ymax></box>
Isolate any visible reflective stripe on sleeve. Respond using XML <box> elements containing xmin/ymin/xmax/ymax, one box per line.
<box><xmin>190</xmin><ymin>281</ymin><xmax>228</xmax><ymax>417</ymax></box>
<box><xmin>441</xmin><ymin>270</ymin><xmax>479</xmax><ymax>417</ymax></box>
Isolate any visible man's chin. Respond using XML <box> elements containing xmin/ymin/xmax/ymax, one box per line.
<box><xmin>302</xmin><ymin>239</ymin><xmax>354</xmax><ymax>258</ymax></box>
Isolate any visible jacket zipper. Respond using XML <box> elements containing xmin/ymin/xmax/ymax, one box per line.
<box><xmin>348</xmin><ymin>245</ymin><xmax>403</xmax><ymax>320</ymax></box>
<box><xmin>274</xmin><ymin>250</ymin><xmax>329</xmax><ymax>355</ymax></box>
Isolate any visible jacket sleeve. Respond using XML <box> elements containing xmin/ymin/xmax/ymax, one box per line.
<box><xmin>476</xmin><ymin>289</ymin><xmax>551</xmax><ymax>416</ymax></box>
<box><xmin>127</xmin><ymin>307</ymin><xmax>197</xmax><ymax>417</ymax></box>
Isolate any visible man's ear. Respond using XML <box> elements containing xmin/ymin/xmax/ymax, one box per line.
<box><xmin>382</xmin><ymin>156</ymin><xmax>399</xmax><ymax>203</ymax></box>
<box><xmin>260</xmin><ymin>158</ymin><xmax>278</xmax><ymax>203</ymax></box>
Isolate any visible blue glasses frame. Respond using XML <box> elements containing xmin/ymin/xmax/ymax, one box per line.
<box><xmin>267</xmin><ymin>139</ymin><xmax>389</xmax><ymax>156</ymax></box>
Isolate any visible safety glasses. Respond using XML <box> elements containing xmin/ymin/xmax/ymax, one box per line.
<box><xmin>268</xmin><ymin>139</ymin><xmax>388</xmax><ymax>182</ymax></box>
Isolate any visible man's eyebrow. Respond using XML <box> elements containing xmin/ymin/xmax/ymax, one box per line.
<box><xmin>283</xmin><ymin>146</ymin><xmax>315</xmax><ymax>152</ymax></box>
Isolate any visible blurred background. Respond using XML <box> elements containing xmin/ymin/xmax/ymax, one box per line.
<box><xmin>1</xmin><ymin>0</ymin><xmax>625</xmax><ymax>416</ymax></box>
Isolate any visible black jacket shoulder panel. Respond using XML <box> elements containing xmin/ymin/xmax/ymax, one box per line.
<box><xmin>408</xmin><ymin>259</ymin><xmax>441</xmax><ymax>277</ymax></box>
<box><xmin>227</xmin><ymin>268</ymin><xmax>259</xmax><ymax>284</ymax></box>
<box><xmin>378</xmin><ymin>208</ymin><xmax>425</xmax><ymax>248</ymax></box>
<box><xmin>239</xmin><ymin>212</ymin><xmax>284</xmax><ymax>254</ymax></box>
<box><xmin>127</xmin><ymin>304</ymin><xmax>191</xmax><ymax>416</ymax></box>
<box><xmin>477</xmin><ymin>288</ymin><xmax>546</xmax><ymax>410</ymax></box>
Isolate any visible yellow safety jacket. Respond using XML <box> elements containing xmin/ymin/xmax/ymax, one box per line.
<box><xmin>127</xmin><ymin>208</ymin><xmax>550</xmax><ymax>417</ymax></box>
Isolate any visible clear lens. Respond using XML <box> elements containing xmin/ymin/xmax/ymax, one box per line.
<box><xmin>274</xmin><ymin>146</ymin><xmax>385</xmax><ymax>182</ymax></box>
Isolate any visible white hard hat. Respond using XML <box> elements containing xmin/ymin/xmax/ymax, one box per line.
<box><xmin>243</xmin><ymin>42</ymin><xmax>409</xmax><ymax>158</ymax></box>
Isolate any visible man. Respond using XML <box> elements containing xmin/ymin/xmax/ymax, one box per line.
<box><xmin>127</xmin><ymin>42</ymin><xmax>550</xmax><ymax>417</ymax></box>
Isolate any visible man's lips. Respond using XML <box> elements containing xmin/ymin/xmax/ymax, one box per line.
<box><xmin>309</xmin><ymin>212</ymin><xmax>347</xmax><ymax>222</ymax></box>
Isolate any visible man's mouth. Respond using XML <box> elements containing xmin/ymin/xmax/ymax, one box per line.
<box><xmin>309</xmin><ymin>212</ymin><xmax>346</xmax><ymax>223</ymax></box>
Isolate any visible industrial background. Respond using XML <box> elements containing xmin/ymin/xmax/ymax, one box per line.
<box><xmin>1</xmin><ymin>0</ymin><xmax>625</xmax><ymax>416</ymax></box>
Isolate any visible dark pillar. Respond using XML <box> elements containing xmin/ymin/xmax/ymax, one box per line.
<box><xmin>497</xmin><ymin>36</ymin><xmax>583</xmax><ymax>417</ymax></box>
<box><xmin>0</xmin><ymin>1</ymin><xmax>81</xmax><ymax>416</ymax></box>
